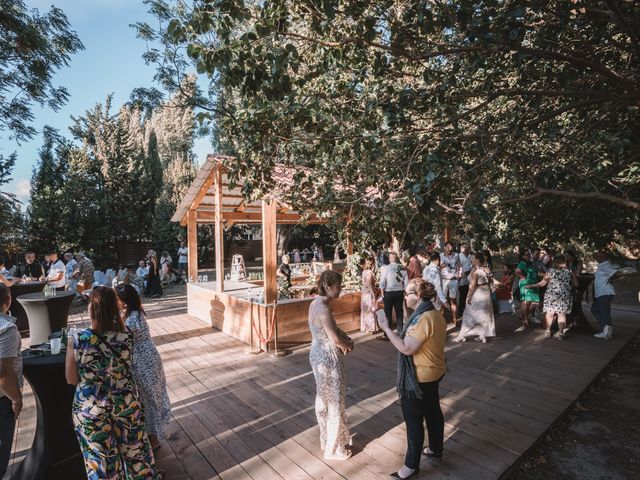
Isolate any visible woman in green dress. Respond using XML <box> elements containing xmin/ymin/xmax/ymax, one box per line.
<box><xmin>514</xmin><ymin>252</ymin><xmax>540</xmax><ymax>332</ymax></box>
<box><xmin>66</xmin><ymin>286</ymin><xmax>163</xmax><ymax>479</ymax></box>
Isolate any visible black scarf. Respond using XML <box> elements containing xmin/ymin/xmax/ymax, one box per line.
<box><xmin>396</xmin><ymin>299</ymin><xmax>435</xmax><ymax>399</ymax></box>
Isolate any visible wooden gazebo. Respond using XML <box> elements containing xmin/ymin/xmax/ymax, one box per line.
<box><xmin>171</xmin><ymin>155</ymin><xmax>361</xmax><ymax>349</ymax></box>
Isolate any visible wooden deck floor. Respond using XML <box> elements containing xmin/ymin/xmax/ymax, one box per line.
<box><xmin>8</xmin><ymin>291</ymin><xmax>639</xmax><ymax>480</ymax></box>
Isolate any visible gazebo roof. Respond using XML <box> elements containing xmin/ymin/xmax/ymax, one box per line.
<box><xmin>171</xmin><ymin>154</ymin><xmax>329</xmax><ymax>226</ymax></box>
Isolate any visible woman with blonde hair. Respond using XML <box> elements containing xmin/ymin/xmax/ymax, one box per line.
<box><xmin>308</xmin><ymin>270</ymin><xmax>354</xmax><ymax>460</ymax></box>
<box><xmin>377</xmin><ymin>279</ymin><xmax>447</xmax><ymax>479</ymax></box>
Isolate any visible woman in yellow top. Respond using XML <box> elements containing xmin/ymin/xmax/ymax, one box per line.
<box><xmin>377</xmin><ymin>279</ymin><xmax>446</xmax><ymax>480</ymax></box>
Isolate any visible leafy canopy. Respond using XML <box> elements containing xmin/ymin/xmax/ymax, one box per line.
<box><xmin>0</xmin><ymin>0</ymin><xmax>84</xmax><ymax>142</ymax></box>
<box><xmin>138</xmin><ymin>0</ymin><xmax>639</xmax><ymax>249</ymax></box>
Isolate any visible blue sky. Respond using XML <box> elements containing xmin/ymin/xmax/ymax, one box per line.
<box><xmin>3</xmin><ymin>0</ymin><xmax>210</xmax><ymax>205</ymax></box>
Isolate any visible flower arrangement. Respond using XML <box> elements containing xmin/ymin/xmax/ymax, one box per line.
<box><xmin>342</xmin><ymin>252</ymin><xmax>363</xmax><ymax>291</ymax></box>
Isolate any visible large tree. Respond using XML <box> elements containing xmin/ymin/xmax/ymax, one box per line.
<box><xmin>0</xmin><ymin>153</ymin><xmax>23</xmax><ymax>258</ymax></box>
<box><xmin>0</xmin><ymin>0</ymin><xmax>83</xmax><ymax>142</ymax></box>
<box><xmin>138</xmin><ymin>0</ymin><xmax>639</xmax><ymax>250</ymax></box>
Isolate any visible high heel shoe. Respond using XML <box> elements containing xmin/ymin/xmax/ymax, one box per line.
<box><xmin>390</xmin><ymin>468</ymin><xmax>420</xmax><ymax>479</ymax></box>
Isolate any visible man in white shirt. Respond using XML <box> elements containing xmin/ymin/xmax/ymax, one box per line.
<box><xmin>64</xmin><ymin>252</ymin><xmax>77</xmax><ymax>293</ymax></box>
<box><xmin>45</xmin><ymin>249</ymin><xmax>66</xmax><ymax>291</ymax></box>
<box><xmin>177</xmin><ymin>241</ymin><xmax>188</xmax><ymax>277</ymax></box>
<box><xmin>422</xmin><ymin>252</ymin><xmax>449</xmax><ymax>312</ymax></box>
<box><xmin>380</xmin><ymin>251</ymin><xmax>408</xmax><ymax>336</ymax></box>
<box><xmin>0</xmin><ymin>284</ymin><xmax>23</xmax><ymax>477</ymax></box>
<box><xmin>440</xmin><ymin>242</ymin><xmax>462</xmax><ymax>325</ymax></box>
<box><xmin>592</xmin><ymin>251</ymin><xmax>623</xmax><ymax>340</ymax></box>
<box><xmin>457</xmin><ymin>244</ymin><xmax>474</xmax><ymax>318</ymax></box>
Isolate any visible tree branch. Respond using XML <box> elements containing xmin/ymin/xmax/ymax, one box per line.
<box><xmin>500</xmin><ymin>186</ymin><xmax>640</xmax><ymax>209</ymax></box>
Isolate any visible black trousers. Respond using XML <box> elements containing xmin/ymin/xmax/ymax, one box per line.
<box><xmin>458</xmin><ymin>284</ymin><xmax>469</xmax><ymax>317</ymax></box>
<box><xmin>0</xmin><ymin>397</ymin><xmax>15</xmax><ymax>478</ymax></box>
<box><xmin>400</xmin><ymin>376</ymin><xmax>445</xmax><ymax>469</ymax></box>
<box><xmin>383</xmin><ymin>290</ymin><xmax>405</xmax><ymax>332</ymax></box>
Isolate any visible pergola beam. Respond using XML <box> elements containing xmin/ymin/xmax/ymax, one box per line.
<box><xmin>214</xmin><ymin>161</ymin><xmax>225</xmax><ymax>293</ymax></box>
<box><xmin>262</xmin><ymin>200</ymin><xmax>278</xmax><ymax>306</ymax></box>
<box><xmin>187</xmin><ymin>209</ymin><xmax>198</xmax><ymax>282</ymax></box>
<box><xmin>195</xmin><ymin>210</ymin><xmax>326</xmax><ymax>224</ymax></box>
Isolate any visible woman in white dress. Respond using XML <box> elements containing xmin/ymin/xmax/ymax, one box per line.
<box><xmin>453</xmin><ymin>252</ymin><xmax>496</xmax><ymax>343</ymax></box>
<box><xmin>308</xmin><ymin>270</ymin><xmax>354</xmax><ymax>460</ymax></box>
<box><xmin>360</xmin><ymin>257</ymin><xmax>378</xmax><ymax>333</ymax></box>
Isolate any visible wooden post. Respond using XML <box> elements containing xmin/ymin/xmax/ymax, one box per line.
<box><xmin>262</xmin><ymin>200</ymin><xmax>278</xmax><ymax>305</ymax></box>
<box><xmin>187</xmin><ymin>209</ymin><xmax>198</xmax><ymax>282</ymax></box>
<box><xmin>346</xmin><ymin>234</ymin><xmax>354</xmax><ymax>256</ymax></box>
<box><xmin>444</xmin><ymin>217</ymin><xmax>451</xmax><ymax>243</ymax></box>
<box><xmin>345</xmin><ymin>209</ymin><xmax>354</xmax><ymax>255</ymax></box>
<box><xmin>214</xmin><ymin>161</ymin><xmax>225</xmax><ymax>292</ymax></box>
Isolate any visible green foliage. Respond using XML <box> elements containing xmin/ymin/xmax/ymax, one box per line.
<box><xmin>0</xmin><ymin>153</ymin><xmax>24</xmax><ymax>258</ymax></box>
<box><xmin>26</xmin><ymin>85</ymin><xmax>197</xmax><ymax>267</ymax></box>
<box><xmin>141</xmin><ymin>0</ymin><xmax>639</xmax><ymax>251</ymax></box>
<box><xmin>0</xmin><ymin>0</ymin><xmax>83</xmax><ymax>142</ymax></box>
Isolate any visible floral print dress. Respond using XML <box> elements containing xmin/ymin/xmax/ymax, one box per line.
<box><xmin>308</xmin><ymin>312</ymin><xmax>351</xmax><ymax>458</ymax></box>
<box><xmin>543</xmin><ymin>268</ymin><xmax>573</xmax><ymax>314</ymax></box>
<box><xmin>72</xmin><ymin>328</ymin><xmax>161</xmax><ymax>480</ymax></box>
<box><xmin>125</xmin><ymin>311</ymin><xmax>171</xmax><ymax>439</ymax></box>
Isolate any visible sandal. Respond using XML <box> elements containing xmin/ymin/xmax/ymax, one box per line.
<box><xmin>544</xmin><ymin>330</ymin><xmax>552</xmax><ymax>338</ymax></box>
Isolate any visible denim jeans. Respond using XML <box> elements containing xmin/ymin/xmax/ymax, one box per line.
<box><xmin>591</xmin><ymin>295</ymin><xmax>614</xmax><ymax>327</ymax></box>
<box><xmin>0</xmin><ymin>396</ymin><xmax>16</xmax><ymax>478</ymax></box>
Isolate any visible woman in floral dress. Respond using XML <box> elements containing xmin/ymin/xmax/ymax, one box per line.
<box><xmin>360</xmin><ymin>256</ymin><xmax>378</xmax><ymax>333</ymax></box>
<box><xmin>453</xmin><ymin>252</ymin><xmax>496</xmax><ymax>343</ymax></box>
<box><xmin>116</xmin><ymin>284</ymin><xmax>171</xmax><ymax>450</ymax></box>
<box><xmin>308</xmin><ymin>270</ymin><xmax>354</xmax><ymax>460</ymax></box>
<box><xmin>66</xmin><ymin>286</ymin><xmax>162</xmax><ymax>480</ymax></box>
<box><xmin>525</xmin><ymin>257</ymin><xmax>575</xmax><ymax>339</ymax></box>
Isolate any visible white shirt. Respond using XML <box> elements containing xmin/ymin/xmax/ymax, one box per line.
<box><xmin>65</xmin><ymin>259</ymin><xmax>77</xmax><ymax>277</ymax></box>
<box><xmin>440</xmin><ymin>252</ymin><xmax>461</xmax><ymax>280</ymax></box>
<box><xmin>594</xmin><ymin>260</ymin><xmax>618</xmax><ymax>297</ymax></box>
<box><xmin>459</xmin><ymin>253</ymin><xmax>474</xmax><ymax>286</ymax></box>
<box><xmin>379</xmin><ymin>262</ymin><xmax>408</xmax><ymax>292</ymax></box>
<box><xmin>47</xmin><ymin>259</ymin><xmax>66</xmax><ymax>288</ymax></box>
<box><xmin>0</xmin><ymin>313</ymin><xmax>23</xmax><ymax>396</ymax></box>
<box><xmin>422</xmin><ymin>264</ymin><xmax>447</xmax><ymax>308</ymax></box>
<box><xmin>177</xmin><ymin>247</ymin><xmax>188</xmax><ymax>264</ymax></box>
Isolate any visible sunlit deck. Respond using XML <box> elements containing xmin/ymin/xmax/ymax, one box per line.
<box><xmin>8</xmin><ymin>291</ymin><xmax>638</xmax><ymax>480</ymax></box>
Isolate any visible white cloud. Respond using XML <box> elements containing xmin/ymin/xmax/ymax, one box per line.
<box><xmin>13</xmin><ymin>179</ymin><xmax>31</xmax><ymax>204</ymax></box>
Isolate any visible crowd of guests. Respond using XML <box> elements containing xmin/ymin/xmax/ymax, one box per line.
<box><xmin>308</xmin><ymin>243</ymin><xmax>626</xmax><ymax>479</ymax></box>
<box><xmin>0</xmin><ymin>241</ymin><xmax>193</xmax><ymax>302</ymax></box>
<box><xmin>357</xmin><ymin>242</ymin><xmax>625</xmax><ymax>343</ymax></box>
<box><xmin>0</xmin><ymin>281</ymin><xmax>171</xmax><ymax>479</ymax></box>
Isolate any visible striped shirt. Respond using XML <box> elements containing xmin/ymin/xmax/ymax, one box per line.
<box><xmin>0</xmin><ymin>313</ymin><xmax>23</xmax><ymax>398</ymax></box>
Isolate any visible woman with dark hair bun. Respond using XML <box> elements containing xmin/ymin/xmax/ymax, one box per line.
<box><xmin>116</xmin><ymin>284</ymin><xmax>171</xmax><ymax>450</ymax></box>
<box><xmin>65</xmin><ymin>286</ymin><xmax>162</xmax><ymax>479</ymax></box>
<box><xmin>377</xmin><ymin>279</ymin><xmax>446</xmax><ymax>479</ymax></box>
<box><xmin>308</xmin><ymin>270</ymin><xmax>354</xmax><ymax>460</ymax></box>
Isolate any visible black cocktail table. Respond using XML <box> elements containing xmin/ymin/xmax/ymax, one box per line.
<box><xmin>13</xmin><ymin>350</ymin><xmax>85</xmax><ymax>480</ymax></box>
<box><xmin>17</xmin><ymin>291</ymin><xmax>75</xmax><ymax>345</ymax></box>
<box><xmin>9</xmin><ymin>282</ymin><xmax>46</xmax><ymax>334</ymax></box>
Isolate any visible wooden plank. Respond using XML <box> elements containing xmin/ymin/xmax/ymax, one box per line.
<box><xmin>187</xmin><ymin>209</ymin><xmax>198</xmax><ymax>283</ymax></box>
<box><xmin>214</xmin><ymin>161</ymin><xmax>225</xmax><ymax>292</ymax></box>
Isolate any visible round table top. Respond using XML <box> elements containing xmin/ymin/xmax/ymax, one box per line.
<box><xmin>10</xmin><ymin>281</ymin><xmax>46</xmax><ymax>287</ymax></box>
<box><xmin>21</xmin><ymin>349</ymin><xmax>66</xmax><ymax>366</ymax></box>
<box><xmin>17</xmin><ymin>291</ymin><xmax>75</xmax><ymax>303</ymax></box>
